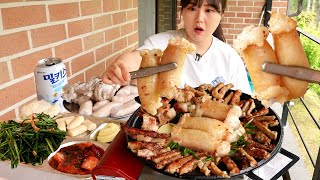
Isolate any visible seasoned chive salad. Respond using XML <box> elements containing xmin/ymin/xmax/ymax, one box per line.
<box><xmin>0</xmin><ymin>113</ymin><xmax>66</xmax><ymax>168</ymax></box>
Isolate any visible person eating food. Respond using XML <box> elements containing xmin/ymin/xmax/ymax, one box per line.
<box><xmin>102</xmin><ymin>0</ymin><xmax>252</xmax><ymax>95</ymax></box>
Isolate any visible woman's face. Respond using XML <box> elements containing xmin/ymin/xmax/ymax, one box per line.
<box><xmin>182</xmin><ymin>1</ymin><xmax>222</xmax><ymax>44</ymax></box>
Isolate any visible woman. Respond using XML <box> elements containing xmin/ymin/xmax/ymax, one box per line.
<box><xmin>102</xmin><ymin>0</ymin><xmax>252</xmax><ymax>95</ymax></box>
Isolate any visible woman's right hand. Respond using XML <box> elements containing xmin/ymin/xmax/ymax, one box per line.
<box><xmin>102</xmin><ymin>60</ymin><xmax>131</xmax><ymax>85</ymax></box>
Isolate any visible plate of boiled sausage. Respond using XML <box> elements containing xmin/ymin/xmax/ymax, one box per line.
<box><xmin>62</xmin><ymin>77</ymin><xmax>140</xmax><ymax>119</ymax></box>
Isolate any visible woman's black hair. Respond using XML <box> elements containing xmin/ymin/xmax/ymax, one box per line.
<box><xmin>180</xmin><ymin>0</ymin><xmax>227</xmax><ymax>42</ymax></box>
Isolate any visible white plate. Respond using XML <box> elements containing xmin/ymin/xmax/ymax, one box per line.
<box><xmin>47</xmin><ymin>140</ymin><xmax>106</xmax><ymax>178</ymax></box>
<box><xmin>89</xmin><ymin>123</ymin><xmax>109</xmax><ymax>141</ymax></box>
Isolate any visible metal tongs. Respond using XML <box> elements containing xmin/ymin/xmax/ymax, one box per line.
<box><xmin>129</xmin><ymin>62</ymin><xmax>177</xmax><ymax>79</ymax></box>
<box><xmin>262</xmin><ymin>62</ymin><xmax>320</xmax><ymax>83</ymax></box>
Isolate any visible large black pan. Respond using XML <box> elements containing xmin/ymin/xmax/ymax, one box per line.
<box><xmin>125</xmin><ymin>91</ymin><xmax>284</xmax><ymax>179</ymax></box>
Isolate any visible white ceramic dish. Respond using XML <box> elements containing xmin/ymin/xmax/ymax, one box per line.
<box><xmin>89</xmin><ymin>123</ymin><xmax>108</xmax><ymax>141</ymax></box>
<box><xmin>47</xmin><ymin>140</ymin><xmax>106</xmax><ymax>178</ymax></box>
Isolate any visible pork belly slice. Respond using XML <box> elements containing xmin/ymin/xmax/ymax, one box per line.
<box><xmin>173</xmin><ymin>102</ymin><xmax>189</xmax><ymax>113</ymax></box>
<box><xmin>156</xmin><ymin>154</ymin><xmax>183</xmax><ymax>169</ymax></box>
<box><xmin>179</xmin><ymin>152</ymin><xmax>207</xmax><ymax>175</ymax></box>
<box><xmin>122</xmin><ymin>124</ymin><xmax>170</xmax><ymax>139</ymax></box>
<box><xmin>165</xmin><ymin>155</ymin><xmax>194</xmax><ymax>174</ymax></box>
<box><xmin>136</xmin><ymin>135</ymin><xmax>167</xmax><ymax>145</ymax></box>
<box><xmin>128</xmin><ymin>141</ymin><xmax>163</xmax><ymax>151</ymax></box>
<box><xmin>142</xmin><ymin>114</ymin><xmax>159</xmax><ymax>131</ymax></box>
<box><xmin>157</xmin><ymin>107</ymin><xmax>176</xmax><ymax>125</ymax></box>
<box><xmin>178</xmin><ymin>158</ymin><xmax>199</xmax><ymax>175</ymax></box>
<box><xmin>137</xmin><ymin>149</ymin><xmax>155</xmax><ymax>158</ymax></box>
<box><xmin>151</xmin><ymin>150</ymin><xmax>181</xmax><ymax>163</ymax></box>
<box><xmin>136</xmin><ymin>147</ymin><xmax>171</xmax><ymax>160</ymax></box>
<box><xmin>172</xmin><ymin>87</ymin><xmax>196</xmax><ymax>103</ymax></box>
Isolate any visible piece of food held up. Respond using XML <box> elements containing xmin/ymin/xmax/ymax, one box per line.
<box><xmin>268</xmin><ymin>12</ymin><xmax>310</xmax><ymax>99</ymax></box>
<box><xmin>234</xmin><ymin>12</ymin><xmax>310</xmax><ymax>106</ymax></box>
<box><xmin>123</xmin><ymin>37</ymin><xmax>280</xmax><ymax>178</ymax></box>
<box><xmin>138</xmin><ymin>38</ymin><xmax>196</xmax><ymax>116</ymax></box>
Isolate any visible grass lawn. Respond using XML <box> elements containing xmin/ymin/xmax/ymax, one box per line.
<box><xmin>288</xmin><ymin>89</ymin><xmax>320</xmax><ymax>176</ymax></box>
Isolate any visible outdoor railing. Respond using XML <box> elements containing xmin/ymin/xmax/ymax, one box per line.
<box><xmin>281</xmin><ymin>27</ymin><xmax>320</xmax><ymax>180</ymax></box>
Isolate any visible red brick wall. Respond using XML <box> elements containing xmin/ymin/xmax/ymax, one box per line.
<box><xmin>0</xmin><ymin>0</ymin><xmax>288</xmax><ymax>121</ymax></box>
<box><xmin>176</xmin><ymin>0</ymin><xmax>288</xmax><ymax>44</ymax></box>
<box><xmin>0</xmin><ymin>0</ymin><xmax>139</xmax><ymax>120</ymax></box>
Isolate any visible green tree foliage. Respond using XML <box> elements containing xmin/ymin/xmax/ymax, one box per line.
<box><xmin>293</xmin><ymin>11</ymin><xmax>320</xmax><ymax>95</ymax></box>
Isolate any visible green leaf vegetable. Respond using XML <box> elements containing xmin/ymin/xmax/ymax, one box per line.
<box><xmin>169</xmin><ymin>142</ymin><xmax>199</xmax><ymax>159</ymax></box>
<box><xmin>0</xmin><ymin>113</ymin><xmax>66</xmax><ymax>168</ymax></box>
<box><xmin>228</xmin><ymin>135</ymin><xmax>249</xmax><ymax>156</ymax></box>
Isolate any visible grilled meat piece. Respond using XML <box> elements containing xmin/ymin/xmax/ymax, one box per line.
<box><xmin>165</xmin><ymin>155</ymin><xmax>194</xmax><ymax>174</ymax></box>
<box><xmin>128</xmin><ymin>141</ymin><xmax>163</xmax><ymax>151</ymax></box>
<box><xmin>239</xmin><ymin>148</ymin><xmax>258</xmax><ymax>167</ymax></box>
<box><xmin>209</xmin><ymin>162</ymin><xmax>230</xmax><ymax>178</ymax></box>
<box><xmin>221</xmin><ymin>156</ymin><xmax>240</xmax><ymax>175</ymax></box>
<box><xmin>142</xmin><ymin>114</ymin><xmax>159</xmax><ymax>131</ymax></box>
<box><xmin>254</xmin><ymin>131</ymin><xmax>271</xmax><ymax>145</ymax></box>
<box><xmin>152</xmin><ymin>150</ymin><xmax>181</xmax><ymax>163</ymax></box>
<box><xmin>198</xmin><ymin>84</ymin><xmax>214</xmax><ymax>92</ymax></box>
<box><xmin>230</xmin><ymin>90</ymin><xmax>242</xmax><ymax>105</ymax></box>
<box><xmin>122</xmin><ymin>124</ymin><xmax>170</xmax><ymax>139</ymax></box>
<box><xmin>173</xmin><ymin>88</ymin><xmax>195</xmax><ymax>103</ymax></box>
<box><xmin>179</xmin><ymin>158</ymin><xmax>199</xmax><ymax>175</ymax></box>
<box><xmin>156</xmin><ymin>154</ymin><xmax>183</xmax><ymax>169</ymax></box>
<box><xmin>245</xmin><ymin>145</ymin><xmax>271</xmax><ymax>160</ymax></box>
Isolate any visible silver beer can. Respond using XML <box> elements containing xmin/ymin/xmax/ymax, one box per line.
<box><xmin>34</xmin><ymin>58</ymin><xmax>68</xmax><ymax>110</ymax></box>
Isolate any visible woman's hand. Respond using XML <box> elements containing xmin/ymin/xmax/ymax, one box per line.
<box><xmin>101</xmin><ymin>51</ymin><xmax>142</xmax><ymax>85</ymax></box>
<box><xmin>102</xmin><ymin>60</ymin><xmax>131</xmax><ymax>85</ymax></box>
